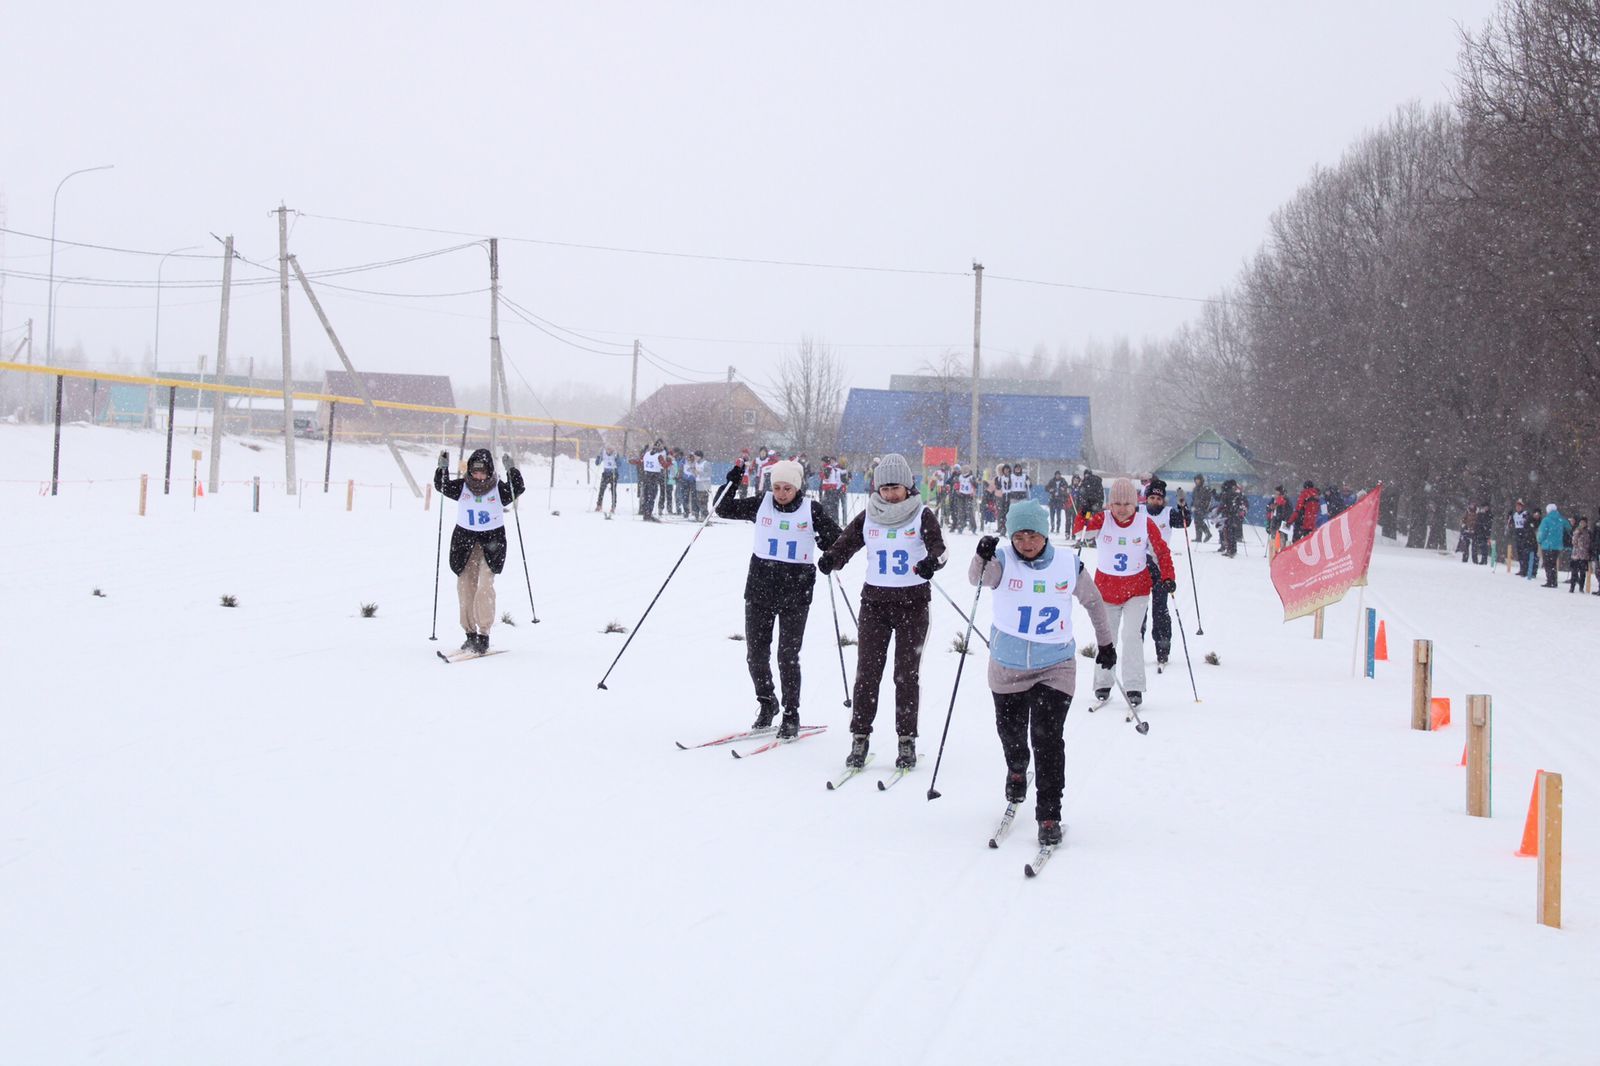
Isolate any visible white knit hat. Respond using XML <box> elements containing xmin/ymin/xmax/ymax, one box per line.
<box><xmin>769</xmin><ymin>460</ymin><xmax>804</xmax><ymax>489</ymax></box>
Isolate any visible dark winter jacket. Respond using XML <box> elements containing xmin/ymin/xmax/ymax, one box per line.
<box><xmin>1079</xmin><ymin>472</ymin><xmax>1104</xmax><ymax>512</ymax></box>
<box><xmin>717</xmin><ymin>487</ymin><xmax>843</xmax><ymax>608</ymax></box>
<box><xmin>435</xmin><ymin>452</ymin><xmax>526</xmax><ymax>576</ymax></box>
<box><xmin>818</xmin><ymin>508</ymin><xmax>949</xmax><ymax>606</ymax></box>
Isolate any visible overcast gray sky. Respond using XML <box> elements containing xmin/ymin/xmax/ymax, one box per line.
<box><xmin>2</xmin><ymin>0</ymin><xmax>1499</xmax><ymax>415</ymax></box>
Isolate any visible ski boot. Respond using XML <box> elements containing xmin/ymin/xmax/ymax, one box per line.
<box><xmin>751</xmin><ymin>698</ymin><xmax>779</xmax><ymax>731</ymax></box>
<box><xmin>1126</xmin><ymin>690</ymin><xmax>1142</xmax><ymax>708</ymax></box>
<box><xmin>1094</xmin><ymin>688</ymin><xmax>1111</xmax><ymax>704</ymax></box>
<box><xmin>1005</xmin><ymin>769</ymin><xmax>1028</xmax><ymax>804</ymax></box>
<box><xmin>845</xmin><ymin>734</ymin><xmax>869</xmax><ymax>769</ymax></box>
<box><xmin>460</xmin><ymin>633</ymin><xmax>478</xmax><ymax>653</ymax></box>
<box><xmin>777</xmin><ymin>709</ymin><xmax>801</xmax><ymax>740</ymax></box>
<box><xmin>895</xmin><ymin>736</ymin><xmax>916</xmax><ymax>770</ymax></box>
<box><xmin>1038</xmin><ymin>820</ymin><xmax>1063</xmax><ymax>846</ymax></box>
<box><xmin>473</xmin><ymin>633</ymin><xmax>490</xmax><ymax>655</ymax></box>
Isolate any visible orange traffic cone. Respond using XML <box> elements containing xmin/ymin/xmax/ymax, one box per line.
<box><xmin>1373</xmin><ymin>620</ymin><xmax>1388</xmax><ymax>661</ymax></box>
<box><xmin>1516</xmin><ymin>770</ymin><xmax>1546</xmax><ymax>857</ymax></box>
<box><xmin>1429</xmin><ymin>697</ymin><xmax>1451</xmax><ymax>730</ymax></box>
<box><xmin>1459</xmin><ymin>742</ymin><xmax>1467</xmax><ymax>767</ymax></box>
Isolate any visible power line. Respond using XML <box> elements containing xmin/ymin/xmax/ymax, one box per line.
<box><xmin>0</xmin><ymin>225</ymin><xmax>223</xmax><ymax>259</ymax></box>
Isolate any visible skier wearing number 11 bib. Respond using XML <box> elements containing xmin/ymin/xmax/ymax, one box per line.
<box><xmin>816</xmin><ymin>453</ymin><xmax>948</xmax><ymax>772</ymax></box>
<box><xmin>1072</xmin><ymin>477</ymin><xmax>1175</xmax><ymax>708</ymax></box>
<box><xmin>434</xmin><ymin>448</ymin><xmax>526</xmax><ymax>655</ymax></box>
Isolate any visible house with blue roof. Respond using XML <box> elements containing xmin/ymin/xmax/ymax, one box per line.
<box><xmin>835</xmin><ymin>387</ymin><xmax>1091</xmax><ymax>480</ymax></box>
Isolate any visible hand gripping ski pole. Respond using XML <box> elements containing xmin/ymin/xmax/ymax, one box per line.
<box><xmin>927</xmin><ymin>578</ymin><xmax>986</xmax><ymax>801</ymax></box>
<box><xmin>597</xmin><ymin>482</ymin><xmax>730</xmax><ymax>690</ymax></box>
<box><xmin>503</xmin><ymin>454</ymin><xmax>540</xmax><ymax>623</ymax></box>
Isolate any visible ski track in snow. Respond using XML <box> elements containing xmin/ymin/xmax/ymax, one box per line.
<box><xmin>1</xmin><ymin>424</ymin><xmax>1597</xmax><ymax>1063</ymax></box>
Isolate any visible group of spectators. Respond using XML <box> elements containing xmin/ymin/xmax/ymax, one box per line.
<box><xmin>1458</xmin><ymin>500</ymin><xmax>1593</xmax><ymax>592</ymax></box>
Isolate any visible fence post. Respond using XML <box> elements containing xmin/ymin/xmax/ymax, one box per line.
<box><xmin>346</xmin><ymin>479</ymin><xmax>355</xmax><ymax>512</ymax></box>
<box><xmin>139</xmin><ymin>473</ymin><xmax>148</xmax><ymax>516</ymax></box>
<box><xmin>1313</xmin><ymin>607</ymin><xmax>1324</xmax><ymax>639</ymax></box>
<box><xmin>252</xmin><ymin>476</ymin><xmax>261</xmax><ymax>513</ymax></box>
<box><xmin>1537</xmin><ymin>771</ymin><xmax>1563</xmax><ymax>928</ymax></box>
<box><xmin>1363</xmin><ymin>607</ymin><xmax>1377</xmax><ymax>678</ymax></box>
<box><xmin>1466</xmin><ymin>695</ymin><xmax>1492</xmax><ymax>817</ymax></box>
<box><xmin>424</xmin><ymin>483</ymin><xmax>433</xmax><ymax>511</ymax></box>
<box><xmin>1411</xmin><ymin>640</ymin><xmax>1432</xmax><ymax>731</ymax></box>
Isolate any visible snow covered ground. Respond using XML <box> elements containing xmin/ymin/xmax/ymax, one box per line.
<box><xmin>2</xmin><ymin>423</ymin><xmax>1596</xmax><ymax>1064</ymax></box>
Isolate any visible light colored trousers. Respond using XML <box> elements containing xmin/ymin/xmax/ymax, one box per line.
<box><xmin>1093</xmin><ymin>595</ymin><xmax>1149</xmax><ymax>694</ymax></box>
<box><xmin>458</xmin><ymin>545</ymin><xmax>498</xmax><ymax>635</ymax></box>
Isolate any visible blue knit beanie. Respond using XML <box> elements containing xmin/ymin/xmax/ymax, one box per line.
<box><xmin>1005</xmin><ymin>500</ymin><xmax>1049</xmax><ymax>538</ymax></box>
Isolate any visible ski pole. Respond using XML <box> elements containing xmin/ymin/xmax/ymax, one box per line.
<box><xmin>503</xmin><ymin>453</ymin><xmax>540</xmax><ymax>623</ymax></box>
<box><xmin>1181</xmin><ymin>521</ymin><xmax>1204</xmax><ymax>635</ymax></box>
<box><xmin>827</xmin><ymin>571</ymin><xmax>852</xmax><ymax>708</ymax></box>
<box><xmin>1112</xmin><ymin>677</ymin><xmax>1151</xmax><ymax>735</ymax></box>
<box><xmin>597</xmin><ymin>482</ymin><xmax>730</xmax><ymax>690</ymax></box>
<box><xmin>1171</xmin><ymin>600</ymin><xmax>1200</xmax><ymax>703</ymax></box>
<box><xmin>931</xmin><ymin>579</ymin><xmax>990</xmax><ymax>648</ymax></box>
<box><xmin>833</xmin><ymin>574</ymin><xmax>859</xmax><ymax>630</ymax></box>
<box><xmin>429</xmin><ymin>450</ymin><xmax>448</xmax><ymax>641</ymax></box>
<box><xmin>927</xmin><ymin>579</ymin><xmax>985</xmax><ymax>801</ymax></box>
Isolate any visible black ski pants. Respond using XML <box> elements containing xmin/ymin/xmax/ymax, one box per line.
<box><xmin>640</xmin><ymin>471</ymin><xmax>661</xmax><ymax>516</ymax></box>
<box><xmin>596</xmin><ymin>470</ymin><xmax>617</xmax><ymax>511</ymax></box>
<box><xmin>746</xmin><ymin>600</ymin><xmax>808</xmax><ymax>712</ymax></box>
<box><xmin>994</xmin><ymin>683</ymin><xmax>1072</xmax><ymax>822</ymax></box>
<box><xmin>848</xmin><ymin>597</ymin><xmax>929</xmax><ymax>738</ymax></box>
<box><xmin>1141</xmin><ymin>561</ymin><xmax>1171</xmax><ymax>660</ymax></box>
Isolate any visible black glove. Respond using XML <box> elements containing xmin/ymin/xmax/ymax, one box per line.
<box><xmin>976</xmin><ymin>535</ymin><xmax>999</xmax><ymax>561</ymax></box>
<box><xmin>725</xmin><ymin>466</ymin><xmax>743</xmax><ymax>488</ymax></box>
<box><xmin>1161</xmin><ymin>577</ymin><xmax>1178</xmax><ymax>595</ymax></box>
<box><xmin>502</xmin><ymin>454</ymin><xmax>514</xmax><ymax>474</ymax></box>
<box><xmin>437</xmin><ymin>450</ymin><xmax>450</xmax><ymax>471</ymax></box>
<box><xmin>1095</xmin><ymin>643</ymin><xmax>1118</xmax><ymax>670</ymax></box>
<box><xmin>913</xmin><ymin>557</ymin><xmax>938</xmax><ymax>580</ymax></box>
<box><xmin>817</xmin><ymin>554</ymin><xmax>837</xmax><ymax>576</ymax></box>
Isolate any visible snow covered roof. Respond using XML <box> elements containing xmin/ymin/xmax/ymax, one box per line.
<box><xmin>836</xmin><ymin>388</ymin><xmax>1089</xmax><ymax>462</ymax></box>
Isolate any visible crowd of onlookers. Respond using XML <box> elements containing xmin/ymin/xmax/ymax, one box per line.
<box><xmin>1455</xmin><ymin>499</ymin><xmax>1593</xmax><ymax>593</ymax></box>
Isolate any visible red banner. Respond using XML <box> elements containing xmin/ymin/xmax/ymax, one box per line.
<box><xmin>1270</xmin><ymin>484</ymin><xmax>1382</xmax><ymax>621</ymax></box>
<box><xmin>923</xmin><ymin>446</ymin><xmax>958</xmax><ymax>469</ymax></box>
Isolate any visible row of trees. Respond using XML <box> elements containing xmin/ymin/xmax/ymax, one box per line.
<box><xmin>1159</xmin><ymin>0</ymin><xmax>1600</xmax><ymax>540</ymax></box>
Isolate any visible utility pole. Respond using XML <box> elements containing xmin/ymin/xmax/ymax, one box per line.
<box><xmin>622</xmin><ymin>338</ymin><xmax>640</xmax><ymax>460</ymax></box>
<box><xmin>488</xmin><ymin>238</ymin><xmax>501</xmax><ymax>458</ymax></box>
<box><xmin>277</xmin><ymin>205</ymin><xmax>297</xmax><ymax>494</ymax></box>
<box><xmin>969</xmin><ymin>261</ymin><xmax>983</xmax><ymax>479</ymax></box>
<box><xmin>207</xmin><ymin>235</ymin><xmax>234</xmax><ymax>493</ymax></box>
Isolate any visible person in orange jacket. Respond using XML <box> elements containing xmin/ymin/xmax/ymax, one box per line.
<box><xmin>1073</xmin><ymin>476</ymin><xmax>1175</xmax><ymax>707</ymax></box>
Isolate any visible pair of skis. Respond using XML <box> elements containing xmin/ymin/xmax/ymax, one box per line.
<box><xmin>674</xmin><ymin>724</ymin><xmax>828</xmax><ymax>758</ymax></box>
<box><xmin>984</xmin><ymin>773</ymin><xmax>1059</xmax><ymax>877</ymax></box>
<box><xmin>824</xmin><ymin>756</ymin><xmax>917</xmax><ymax>792</ymax></box>
<box><xmin>436</xmin><ymin>648</ymin><xmax>509</xmax><ymax>664</ymax></box>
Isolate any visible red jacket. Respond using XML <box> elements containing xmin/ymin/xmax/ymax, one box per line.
<box><xmin>1077</xmin><ymin>510</ymin><xmax>1174</xmax><ymax>605</ymax></box>
<box><xmin>1290</xmin><ymin>488</ymin><xmax>1320</xmax><ymax>533</ymax></box>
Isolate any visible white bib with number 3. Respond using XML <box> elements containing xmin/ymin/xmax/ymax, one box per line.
<box><xmin>456</xmin><ymin>486</ymin><xmax>505</xmax><ymax>531</ymax></box>
<box><xmin>752</xmin><ymin>494</ymin><xmax>816</xmax><ymax>565</ymax></box>
<box><xmin>863</xmin><ymin>506</ymin><xmax>928</xmax><ymax>587</ymax></box>
<box><xmin>990</xmin><ymin>543</ymin><xmax>1076</xmax><ymax>645</ymax></box>
<box><xmin>1096</xmin><ymin>516</ymin><xmax>1148</xmax><ymax>577</ymax></box>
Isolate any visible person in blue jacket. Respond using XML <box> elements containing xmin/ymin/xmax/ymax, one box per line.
<box><xmin>1536</xmin><ymin>503</ymin><xmax>1573</xmax><ymax>588</ymax></box>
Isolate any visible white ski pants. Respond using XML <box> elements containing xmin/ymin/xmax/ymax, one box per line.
<box><xmin>1093</xmin><ymin>595</ymin><xmax>1148</xmax><ymax>694</ymax></box>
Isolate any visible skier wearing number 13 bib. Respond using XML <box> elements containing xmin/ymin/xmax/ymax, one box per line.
<box><xmin>434</xmin><ymin>448</ymin><xmax>526</xmax><ymax>655</ymax></box>
<box><xmin>815</xmin><ymin>453</ymin><xmax>948</xmax><ymax>771</ymax></box>
<box><xmin>716</xmin><ymin>458</ymin><xmax>843</xmax><ymax>739</ymax></box>
<box><xmin>1072</xmin><ymin>476</ymin><xmax>1175</xmax><ymax>707</ymax></box>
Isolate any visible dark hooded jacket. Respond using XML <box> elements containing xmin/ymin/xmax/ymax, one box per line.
<box><xmin>717</xmin><ymin>479</ymin><xmax>843</xmax><ymax>607</ymax></box>
<box><xmin>434</xmin><ymin>448</ymin><xmax>526</xmax><ymax>575</ymax></box>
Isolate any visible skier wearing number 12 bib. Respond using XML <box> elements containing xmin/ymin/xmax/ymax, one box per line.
<box><xmin>716</xmin><ymin>459</ymin><xmax>843</xmax><ymax>739</ymax></box>
<box><xmin>815</xmin><ymin>453</ymin><xmax>948</xmax><ymax>771</ymax></box>
<box><xmin>1072</xmin><ymin>476</ymin><xmax>1174</xmax><ymax>707</ymax></box>
<box><xmin>434</xmin><ymin>448</ymin><xmax>526</xmax><ymax>655</ymax></box>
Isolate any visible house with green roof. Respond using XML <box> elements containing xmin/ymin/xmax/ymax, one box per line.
<box><xmin>1151</xmin><ymin>428</ymin><xmax>1260</xmax><ymax>490</ymax></box>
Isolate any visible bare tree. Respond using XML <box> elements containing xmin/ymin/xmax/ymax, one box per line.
<box><xmin>776</xmin><ymin>335</ymin><xmax>847</xmax><ymax>456</ymax></box>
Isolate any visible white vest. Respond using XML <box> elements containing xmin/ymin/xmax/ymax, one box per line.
<box><xmin>1141</xmin><ymin>504</ymin><xmax>1171</xmax><ymax>539</ymax></box>
<box><xmin>957</xmin><ymin>475</ymin><xmax>975</xmax><ymax>496</ymax></box>
<box><xmin>990</xmin><ymin>543</ymin><xmax>1076</xmax><ymax>645</ymax></box>
<box><xmin>863</xmin><ymin>506</ymin><xmax>928</xmax><ymax>587</ymax></box>
<box><xmin>642</xmin><ymin>451</ymin><xmax>663</xmax><ymax>473</ymax></box>
<box><xmin>1008</xmin><ymin>473</ymin><xmax>1029</xmax><ymax>495</ymax></box>
<box><xmin>1095</xmin><ymin>516</ymin><xmax>1148</xmax><ymax>578</ymax></box>
<box><xmin>456</xmin><ymin>485</ymin><xmax>506</xmax><ymax>532</ymax></box>
<box><xmin>599</xmin><ymin>451</ymin><xmax>618</xmax><ymax>472</ymax></box>
<box><xmin>752</xmin><ymin>494</ymin><xmax>816</xmax><ymax>565</ymax></box>
<box><xmin>822</xmin><ymin>465</ymin><xmax>842</xmax><ymax>490</ymax></box>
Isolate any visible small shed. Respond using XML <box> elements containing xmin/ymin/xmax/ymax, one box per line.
<box><xmin>1151</xmin><ymin>428</ymin><xmax>1260</xmax><ymax>490</ymax></box>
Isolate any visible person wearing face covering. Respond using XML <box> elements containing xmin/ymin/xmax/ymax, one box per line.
<box><xmin>970</xmin><ymin>500</ymin><xmax>1115</xmax><ymax>846</ymax></box>
<box><xmin>815</xmin><ymin>453</ymin><xmax>948</xmax><ymax>772</ymax></box>
<box><xmin>1072</xmin><ymin>477</ymin><xmax>1174</xmax><ymax>707</ymax></box>
<box><xmin>434</xmin><ymin>448</ymin><xmax>526</xmax><ymax>655</ymax></box>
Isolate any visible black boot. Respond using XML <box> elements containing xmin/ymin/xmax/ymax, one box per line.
<box><xmin>895</xmin><ymin>736</ymin><xmax>916</xmax><ymax>769</ymax></box>
<box><xmin>846</xmin><ymin>734</ymin><xmax>869</xmax><ymax>769</ymax></box>
<box><xmin>460</xmin><ymin>633</ymin><xmax>476</xmax><ymax>653</ymax></box>
<box><xmin>1005</xmin><ymin>770</ymin><xmax>1028</xmax><ymax>804</ymax></box>
<box><xmin>474</xmin><ymin>633</ymin><xmax>490</xmax><ymax>654</ymax></box>
<box><xmin>751</xmin><ymin>698</ymin><xmax>778</xmax><ymax>731</ymax></box>
<box><xmin>1126</xmin><ymin>690</ymin><xmax>1142</xmax><ymax>707</ymax></box>
<box><xmin>1094</xmin><ymin>688</ymin><xmax>1111</xmax><ymax>704</ymax></box>
<box><xmin>777</xmin><ymin>709</ymin><xmax>800</xmax><ymax>740</ymax></box>
<box><xmin>1038</xmin><ymin>820</ymin><xmax>1063</xmax><ymax>846</ymax></box>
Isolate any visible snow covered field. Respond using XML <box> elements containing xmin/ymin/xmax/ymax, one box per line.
<box><xmin>2</xmin><ymin>423</ymin><xmax>1596</xmax><ymax>1064</ymax></box>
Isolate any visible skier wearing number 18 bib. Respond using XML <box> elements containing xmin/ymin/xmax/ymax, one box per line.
<box><xmin>434</xmin><ymin>448</ymin><xmax>526</xmax><ymax>655</ymax></box>
<box><xmin>815</xmin><ymin>453</ymin><xmax>948</xmax><ymax>772</ymax></box>
<box><xmin>1072</xmin><ymin>476</ymin><xmax>1174</xmax><ymax>707</ymax></box>
<box><xmin>716</xmin><ymin>459</ymin><xmax>843</xmax><ymax>739</ymax></box>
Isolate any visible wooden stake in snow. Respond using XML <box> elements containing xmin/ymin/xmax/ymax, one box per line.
<box><xmin>1411</xmin><ymin>640</ymin><xmax>1432</xmax><ymax>731</ymax></box>
<box><xmin>1537</xmin><ymin>771</ymin><xmax>1563</xmax><ymax>929</ymax></box>
<box><xmin>138</xmin><ymin>473</ymin><xmax>148</xmax><ymax>517</ymax></box>
<box><xmin>1312</xmin><ymin>606</ymin><xmax>1324</xmax><ymax>639</ymax></box>
<box><xmin>346</xmin><ymin>479</ymin><xmax>355</xmax><ymax>512</ymax></box>
<box><xmin>1465</xmin><ymin>695</ymin><xmax>1491</xmax><ymax>818</ymax></box>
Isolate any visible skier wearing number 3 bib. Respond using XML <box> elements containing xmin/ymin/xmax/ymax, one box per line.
<box><xmin>434</xmin><ymin>448</ymin><xmax>526</xmax><ymax>655</ymax></box>
<box><xmin>816</xmin><ymin>453</ymin><xmax>948</xmax><ymax>772</ymax></box>
<box><xmin>1072</xmin><ymin>477</ymin><xmax>1174</xmax><ymax>707</ymax></box>
<box><xmin>716</xmin><ymin>458</ymin><xmax>844</xmax><ymax>739</ymax></box>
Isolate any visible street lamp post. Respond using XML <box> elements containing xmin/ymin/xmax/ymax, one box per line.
<box><xmin>45</xmin><ymin>163</ymin><xmax>113</xmax><ymax>497</ymax></box>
